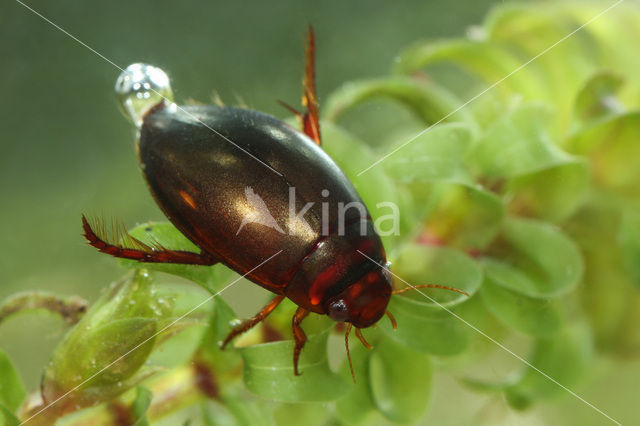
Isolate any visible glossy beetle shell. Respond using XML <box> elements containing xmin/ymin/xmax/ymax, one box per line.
<box><xmin>139</xmin><ymin>105</ymin><xmax>390</xmax><ymax>317</ymax></box>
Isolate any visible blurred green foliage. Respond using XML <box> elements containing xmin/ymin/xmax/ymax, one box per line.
<box><xmin>2</xmin><ymin>1</ymin><xmax>640</xmax><ymax>425</ymax></box>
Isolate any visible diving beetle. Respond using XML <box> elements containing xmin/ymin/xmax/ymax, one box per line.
<box><xmin>83</xmin><ymin>27</ymin><xmax>466</xmax><ymax>379</ymax></box>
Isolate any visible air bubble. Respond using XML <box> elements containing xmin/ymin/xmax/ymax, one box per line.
<box><xmin>115</xmin><ymin>63</ymin><xmax>173</xmax><ymax>128</ymax></box>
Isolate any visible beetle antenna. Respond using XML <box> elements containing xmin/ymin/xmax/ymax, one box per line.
<box><xmin>392</xmin><ymin>284</ymin><xmax>470</xmax><ymax>297</ymax></box>
<box><xmin>355</xmin><ymin>328</ymin><xmax>373</xmax><ymax>350</ymax></box>
<box><xmin>345</xmin><ymin>323</ymin><xmax>356</xmax><ymax>384</ymax></box>
<box><xmin>385</xmin><ymin>311</ymin><xmax>398</xmax><ymax>330</ymax></box>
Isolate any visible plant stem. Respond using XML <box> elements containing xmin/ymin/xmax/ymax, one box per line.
<box><xmin>20</xmin><ymin>360</ymin><xmax>222</xmax><ymax>426</ymax></box>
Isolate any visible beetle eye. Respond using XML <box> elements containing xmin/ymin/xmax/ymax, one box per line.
<box><xmin>328</xmin><ymin>299</ymin><xmax>349</xmax><ymax>322</ymax></box>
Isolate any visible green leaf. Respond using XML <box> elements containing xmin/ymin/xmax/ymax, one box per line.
<box><xmin>504</xmin><ymin>161</ymin><xmax>589</xmax><ymax>222</ymax></box>
<box><xmin>378</xmin><ymin>123</ymin><xmax>504</xmax><ymax>248</ymax></box>
<box><xmin>566</xmin><ymin>4</ymin><xmax>640</xmax><ymax>94</ymax></box>
<box><xmin>383</xmin><ymin>295</ymin><xmax>489</xmax><ymax>358</ymax></box>
<box><xmin>58</xmin><ymin>317</ymin><xmax>157</xmax><ymax>387</ymax></box>
<box><xmin>147</xmin><ymin>286</ymin><xmax>212</xmax><ymax>368</ymax></box>
<box><xmin>564</xmin><ymin>196</ymin><xmax>640</xmax><ymax>352</ymax></box>
<box><xmin>0</xmin><ymin>405</ymin><xmax>20</xmax><ymax>426</ymax></box>
<box><xmin>83</xmin><ymin>271</ymin><xmax>171</xmax><ymax>328</ymax></box>
<box><xmin>484</xmin><ymin>4</ymin><xmax>627</xmax><ymax>136</ymax></box>
<box><xmin>132</xmin><ymin>386</ymin><xmax>153</xmax><ymax>426</ymax></box>
<box><xmin>240</xmin><ymin>330</ymin><xmax>346</xmax><ymax>402</ymax></box>
<box><xmin>484</xmin><ymin>218</ymin><xmax>583</xmax><ymax>298</ymax></box>
<box><xmin>196</xmin><ymin>297</ymin><xmax>242</xmax><ymax>379</ymax></box>
<box><xmin>486</xmin><ymin>5</ymin><xmax>590</xmax><ymax>60</ymax></box>
<box><xmin>620</xmin><ymin>203</ymin><xmax>640</xmax><ymax>289</ymax></box>
<box><xmin>216</xmin><ymin>392</ymin><xmax>276</xmax><ymax>426</ymax></box>
<box><xmin>272</xmin><ymin>402</ymin><xmax>330</xmax><ymax>426</ymax></box>
<box><xmin>470</xmin><ymin>102</ymin><xmax>589</xmax><ymax>221</ymax></box>
<box><xmin>391</xmin><ymin>244</ymin><xmax>483</xmax><ymax>303</ymax></box>
<box><xmin>321</xmin><ymin>122</ymin><xmax>406</xmax><ymax>250</ymax></box>
<box><xmin>480</xmin><ymin>278</ymin><xmax>564</xmax><ymax>337</ymax></box>
<box><xmin>419</xmin><ymin>182</ymin><xmax>504</xmax><ymax>250</ymax></box>
<box><xmin>335</xmin><ymin>337</ymin><xmax>379</xmax><ymax>425</ymax></box>
<box><xmin>42</xmin><ymin>271</ymin><xmax>164</xmax><ymax>407</ymax></box>
<box><xmin>471</xmin><ymin>103</ymin><xmax>580</xmax><ymax>179</ymax></box>
<box><xmin>127</xmin><ymin>222</ymin><xmax>236</xmax><ymax>293</ymax></box>
<box><xmin>201</xmin><ymin>400</ymin><xmax>232</xmax><ymax>426</ymax></box>
<box><xmin>383</xmin><ymin>123</ymin><xmax>474</xmax><ymax>185</ymax></box>
<box><xmin>573</xmin><ymin>71</ymin><xmax>625</xmax><ymax>123</ymax></box>
<box><xmin>369</xmin><ymin>337</ymin><xmax>432</xmax><ymax>423</ymax></box>
<box><xmin>323</xmin><ymin>76</ymin><xmax>476</xmax><ymax>129</ymax></box>
<box><xmin>394</xmin><ymin>39</ymin><xmax>540</xmax><ymax>99</ymax></box>
<box><xmin>129</xmin><ymin>221</ymin><xmax>199</xmax><ymax>251</ymax></box>
<box><xmin>429</xmin><ymin>302</ymin><xmax>508</xmax><ymax>370</ymax></box>
<box><xmin>215</xmin><ymin>387</ymin><xmax>276</xmax><ymax>426</ymax></box>
<box><xmin>505</xmin><ymin>322</ymin><xmax>593</xmax><ymax>408</ymax></box>
<box><xmin>379</xmin><ymin>245</ymin><xmax>483</xmax><ymax>355</ymax></box>
<box><xmin>0</xmin><ymin>350</ymin><xmax>25</xmax><ymax>413</ymax></box>
<box><xmin>568</xmin><ymin>112</ymin><xmax>640</xmax><ymax>196</ymax></box>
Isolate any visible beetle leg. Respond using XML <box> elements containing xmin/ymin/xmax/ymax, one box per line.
<box><xmin>301</xmin><ymin>25</ymin><xmax>321</xmax><ymax>146</ymax></box>
<box><xmin>385</xmin><ymin>310</ymin><xmax>398</xmax><ymax>330</ymax></box>
<box><xmin>221</xmin><ymin>295</ymin><xmax>285</xmax><ymax>349</ymax></box>
<box><xmin>355</xmin><ymin>328</ymin><xmax>373</xmax><ymax>349</ymax></box>
<box><xmin>292</xmin><ymin>307</ymin><xmax>310</xmax><ymax>375</ymax></box>
<box><xmin>278</xmin><ymin>27</ymin><xmax>321</xmax><ymax>146</ymax></box>
<box><xmin>82</xmin><ymin>215</ymin><xmax>217</xmax><ymax>265</ymax></box>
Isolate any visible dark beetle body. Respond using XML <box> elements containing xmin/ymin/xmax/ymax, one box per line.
<box><xmin>139</xmin><ymin>105</ymin><xmax>391</xmax><ymax>326</ymax></box>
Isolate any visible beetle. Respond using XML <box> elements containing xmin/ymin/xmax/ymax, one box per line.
<box><xmin>83</xmin><ymin>27</ymin><xmax>467</xmax><ymax>379</ymax></box>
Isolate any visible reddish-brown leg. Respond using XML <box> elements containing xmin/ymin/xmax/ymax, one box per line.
<box><xmin>279</xmin><ymin>26</ymin><xmax>321</xmax><ymax>146</ymax></box>
<box><xmin>385</xmin><ymin>311</ymin><xmax>398</xmax><ymax>330</ymax></box>
<box><xmin>82</xmin><ymin>215</ymin><xmax>217</xmax><ymax>265</ymax></box>
<box><xmin>301</xmin><ymin>26</ymin><xmax>321</xmax><ymax>146</ymax></box>
<box><xmin>292</xmin><ymin>307</ymin><xmax>310</xmax><ymax>375</ymax></box>
<box><xmin>355</xmin><ymin>328</ymin><xmax>372</xmax><ymax>349</ymax></box>
<box><xmin>221</xmin><ymin>295</ymin><xmax>285</xmax><ymax>349</ymax></box>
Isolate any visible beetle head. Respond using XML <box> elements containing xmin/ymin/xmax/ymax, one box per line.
<box><xmin>323</xmin><ymin>262</ymin><xmax>392</xmax><ymax>328</ymax></box>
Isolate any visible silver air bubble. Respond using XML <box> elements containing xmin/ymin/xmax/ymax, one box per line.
<box><xmin>115</xmin><ymin>63</ymin><xmax>173</xmax><ymax>128</ymax></box>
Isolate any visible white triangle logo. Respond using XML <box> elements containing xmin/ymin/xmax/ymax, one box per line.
<box><xmin>236</xmin><ymin>186</ymin><xmax>286</xmax><ymax>235</ymax></box>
